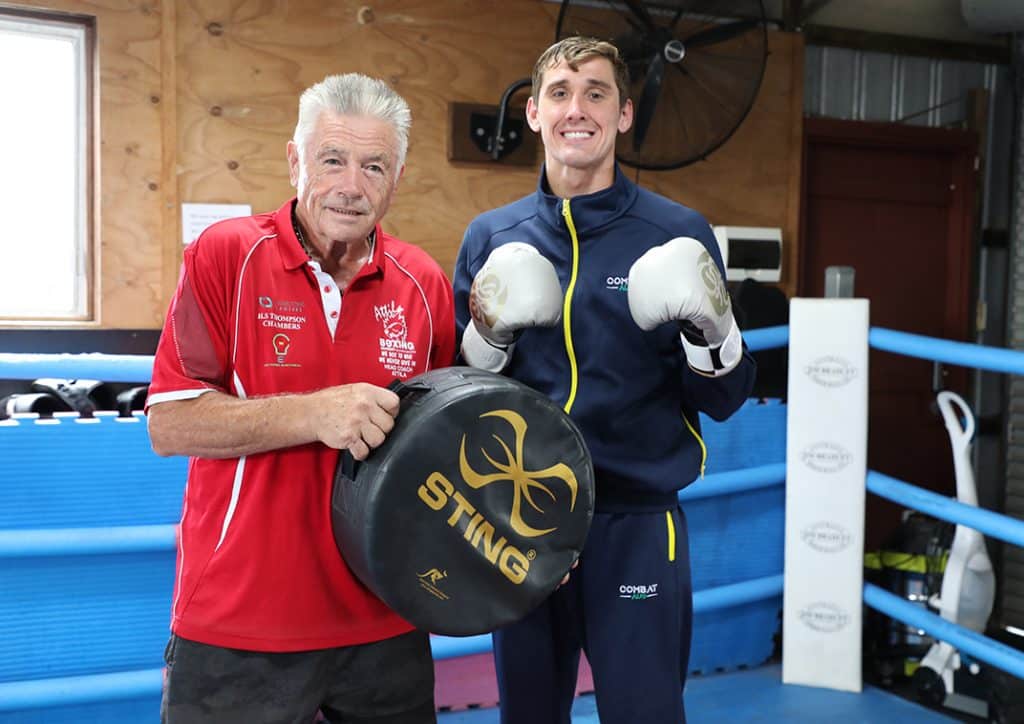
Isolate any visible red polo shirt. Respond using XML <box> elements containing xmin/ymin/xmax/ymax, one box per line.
<box><xmin>147</xmin><ymin>199</ymin><xmax>455</xmax><ymax>651</ymax></box>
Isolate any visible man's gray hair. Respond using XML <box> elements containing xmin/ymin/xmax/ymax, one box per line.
<box><xmin>293</xmin><ymin>73</ymin><xmax>411</xmax><ymax>175</ymax></box>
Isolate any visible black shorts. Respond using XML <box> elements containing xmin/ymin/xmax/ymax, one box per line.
<box><xmin>161</xmin><ymin>629</ymin><xmax>435</xmax><ymax>724</ymax></box>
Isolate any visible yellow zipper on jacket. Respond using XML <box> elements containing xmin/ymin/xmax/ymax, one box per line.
<box><xmin>665</xmin><ymin>510</ymin><xmax>676</xmax><ymax>562</ymax></box>
<box><xmin>682</xmin><ymin>411</ymin><xmax>707</xmax><ymax>478</ymax></box>
<box><xmin>560</xmin><ymin>198</ymin><xmax>581</xmax><ymax>414</ymax></box>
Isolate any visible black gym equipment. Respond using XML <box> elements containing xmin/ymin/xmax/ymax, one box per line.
<box><xmin>0</xmin><ymin>392</ymin><xmax>72</xmax><ymax>420</ymax></box>
<box><xmin>332</xmin><ymin>367</ymin><xmax>595</xmax><ymax>636</ymax></box>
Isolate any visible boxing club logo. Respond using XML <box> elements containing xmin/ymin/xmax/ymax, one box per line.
<box><xmin>374</xmin><ymin>301</ymin><xmax>416</xmax><ymax>378</ymax></box>
<box><xmin>697</xmin><ymin>250</ymin><xmax>730</xmax><ymax>317</ymax></box>
<box><xmin>417</xmin><ymin>409</ymin><xmax>579</xmax><ymax>585</ymax></box>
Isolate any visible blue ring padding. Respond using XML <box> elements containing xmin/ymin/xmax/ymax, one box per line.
<box><xmin>0</xmin><ymin>577</ymin><xmax>788</xmax><ymax>708</ymax></box>
<box><xmin>743</xmin><ymin>325</ymin><xmax>788</xmax><ymax>352</ymax></box>
<box><xmin>429</xmin><ymin>573</ymin><xmax>784</xmax><ymax>661</ymax></box>
<box><xmin>0</xmin><ymin>525</ymin><xmax>176</xmax><ymax>558</ymax></box>
<box><xmin>867</xmin><ymin>471</ymin><xmax>1024</xmax><ymax>548</ymax></box>
<box><xmin>0</xmin><ymin>353</ymin><xmax>154</xmax><ymax>383</ymax></box>
<box><xmin>679</xmin><ymin>463</ymin><xmax>785</xmax><ymax>502</ymax></box>
<box><xmin>864</xmin><ymin>583</ymin><xmax>1024</xmax><ymax>680</ymax></box>
<box><xmin>0</xmin><ymin>462</ymin><xmax>785</xmax><ymax>557</ymax></box>
<box><xmin>870</xmin><ymin>327</ymin><xmax>1024</xmax><ymax>374</ymax></box>
<box><xmin>0</xmin><ymin>668</ymin><xmax>163</xmax><ymax>712</ymax></box>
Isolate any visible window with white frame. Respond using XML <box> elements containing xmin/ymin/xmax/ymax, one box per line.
<box><xmin>0</xmin><ymin>10</ymin><xmax>92</xmax><ymax>322</ymax></box>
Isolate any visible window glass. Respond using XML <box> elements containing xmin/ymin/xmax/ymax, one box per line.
<box><xmin>0</xmin><ymin>12</ymin><xmax>90</xmax><ymax>321</ymax></box>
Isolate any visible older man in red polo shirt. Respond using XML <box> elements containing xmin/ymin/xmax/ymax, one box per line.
<box><xmin>146</xmin><ymin>73</ymin><xmax>455</xmax><ymax>724</ymax></box>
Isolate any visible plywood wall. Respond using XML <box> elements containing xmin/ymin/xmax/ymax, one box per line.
<box><xmin>8</xmin><ymin>0</ymin><xmax>803</xmax><ymax>328</ymax></box>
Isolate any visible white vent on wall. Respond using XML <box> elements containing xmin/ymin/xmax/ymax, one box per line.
<box><xmin>711</xmin><ymin>226</ymin><xmax>783</xmax><ymax>283</ymax></box>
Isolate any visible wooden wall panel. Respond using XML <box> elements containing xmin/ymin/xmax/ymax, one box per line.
<box><xmin>174</xmin><ymin>1</ymin><xmax>802</xmax><ymax>300</ymax></box>
<box><xmin>5</xmin><ymin>0</ymin><xmax>803</xmax><ymax>327</ymax></box>
<box><xmin>173</xmin><ymin>0</ymin><xmax>559</xmax><ymax>286</ymax></box>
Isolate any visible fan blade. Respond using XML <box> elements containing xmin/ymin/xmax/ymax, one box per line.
<box><xmin>621</xmin><ymin>0</ymin><xmax>659</xmax><ymax>35</ymax></box>
<box><xmin>683</xmin><ymin>19</ymin><xmax>760</xmax><ymax>49</ymax></box>
<box><xmin>633</xmin><ymin>51</ymin><xmax>664</xmax><ymax>152</ymax></box>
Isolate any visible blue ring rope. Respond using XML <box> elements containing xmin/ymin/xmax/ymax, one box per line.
<box><xmin>0</xmin><ymin>525</ymin><xmax>176</xmax><ymax>558</ymax></box>
<box><xmin>679</xmin><ymin>463</ymin><xmax>785</xmax><ymax>501</ymax></box>
<box><xmin>0</xmin><ymin>466</ymin><xmax>784</xmax><ymax>559</ymax></box>
<box><xmin>1</xmin><ymin>325</ymin><xmax>1023</xmax><ymax>381</ymax></box>
<box><xmin>0</xmin><ymin>353</ymin><xmax>154</xmax><ymax>383</ymax></box>
<box><xmin>743</xmin><ymin>326</ymin><xmax>788</xmax><ymax>352</ymax></box>
<box><xmin>870</xmin><ymin>327</ymin><xmax>1024</xmax><ymax>374</ymax></box>
<box><xmin>0</xmin><ymin>669</ymin><xmax>163</xmax><ymax>712</ymax></box>
<box><xmin>865</xmin><ymin>583</ymin><xmax>1024</xmax><ymax>680</ymax></box>
<box><xmin>867</xmin><ymin>471</ymin><xmax>1024</xmax><ymax>549</ymax></box>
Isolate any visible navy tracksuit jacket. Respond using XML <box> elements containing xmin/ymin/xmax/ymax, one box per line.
<box><xmin>454</xmin><ymin>165</ymin><xmax>756</xmax><ymax>723</ymax></box>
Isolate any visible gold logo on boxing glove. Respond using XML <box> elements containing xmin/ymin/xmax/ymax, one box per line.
<box><xmin>697</xmin><ymin>250</ymin><xmax>730</xmax><ymax>317</ymax></box>
<box><xmin>469</xmin><ymin>271</ymin><xmax>508</xmax><ymax>329</ymax></box>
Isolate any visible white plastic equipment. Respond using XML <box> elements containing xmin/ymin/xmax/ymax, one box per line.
<box><xmin>913</xmin><ymin>391</ymin><xmax>996</xmax><ymax>705</ymax></box>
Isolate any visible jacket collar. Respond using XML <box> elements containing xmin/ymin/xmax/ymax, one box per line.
<box><xmin>534</xmin><ymin>164</ymin><xmax>638</xmax><ymax>235</ymax></box>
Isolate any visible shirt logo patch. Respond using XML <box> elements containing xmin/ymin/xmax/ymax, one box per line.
<box><xmin>605</xmin><ymin>275</ymin><xmax>629</xmax><ymax>292</ymax></box>
<box><xmin>375</xmin><ymin>301</ymin><xmax>417</xmax><ymax>378</ymax></box>
<box><xmin>257</xmin><ymin>294</ymin><xmax>307</xmax><ymax>331</ymax></box>
<box><xmin>273</xmin><ymin>333</ymin><xmax>290</xmax><ymax>362</ymax></box>
<box><xmin>265</xmin><ymin>332</ymin><xmax>301</xmax><ymax>368</ymax></box>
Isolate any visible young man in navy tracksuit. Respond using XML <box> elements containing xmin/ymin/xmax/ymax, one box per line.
<box><xmin>453</xmin><ymin>37</ymin><xmax>756</xmax><ymax>723</ymax></box>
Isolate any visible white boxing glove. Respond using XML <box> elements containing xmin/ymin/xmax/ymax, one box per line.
<box><xmin>461</xmin><ymin>242</ymin><xmax>563</xmax><ymax>372</ymax></box>
<box><xmin>627</xmin><ymin>236</ymin><xmax>743</xmax><ymax>377</ymax></box>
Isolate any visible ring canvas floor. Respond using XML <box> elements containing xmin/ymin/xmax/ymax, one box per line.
<box><xmin>436</xmin><ymin>663</ymin><xmax>961</xmax><ymax>723</ymax></box>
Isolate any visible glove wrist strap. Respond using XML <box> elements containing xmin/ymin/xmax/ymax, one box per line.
<box><xmin>461</xmin><ymin>322</ymin><xmax>514</xmax><ymax>373</ymax></box>
<box><xmin>679</xmin><ymin>316</ymin><xmax>742</xmax><ymax>378</ymax></box>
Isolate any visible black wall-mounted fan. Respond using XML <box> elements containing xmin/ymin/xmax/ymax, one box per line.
<box><xmin>555</xmin><ymin>0</ymin><xmax>768</xmax><ymax>170</ymax></box>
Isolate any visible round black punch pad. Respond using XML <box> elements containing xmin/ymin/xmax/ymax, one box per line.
<box><xmin>332</xmin><ymin>366</ymin><xmax>594</xmax><ymax>636</ymax></box>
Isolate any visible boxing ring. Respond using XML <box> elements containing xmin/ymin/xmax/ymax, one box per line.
<box><xmin>0</xmin><ymin>300</ymin><xmax>1023</xmax><ymax>722</ymax></box>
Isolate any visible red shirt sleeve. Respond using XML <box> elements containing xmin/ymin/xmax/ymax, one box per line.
<box><xmin>147</xmin><ymin>235</ymin><xmax>234</xmax><ymax>407</ymax></box>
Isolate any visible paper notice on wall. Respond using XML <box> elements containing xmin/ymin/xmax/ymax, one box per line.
<box><xmin>181</xmin><ymin>203</ymin><xmax>252</xmax><ymax>245</ymax></box>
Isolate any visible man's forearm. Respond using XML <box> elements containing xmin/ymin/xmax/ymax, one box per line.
<box><xmin>147</xmin><ymin>391</ymin><xmax>317</xmax><ymax>459</ymax></box>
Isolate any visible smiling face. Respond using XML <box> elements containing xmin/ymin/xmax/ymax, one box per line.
<box><xmin>287</xmin><ymin>110</ymin><xmax>403</xmax><ymax>253</ymax></box>
<box><xmin>527</xmin><ymin>56</ymin><xmax>633</xmax><ymax>195</ymax></box>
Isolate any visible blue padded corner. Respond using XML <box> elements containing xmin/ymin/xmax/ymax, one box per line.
<box><xmin>684</xmin><ymin>399</ymin><xmax>786</xmax><ymax>675</ymax></box>
<box><xmin>0</xmin><ymin>412</ymin><xmax>187</xmax><ymax>528</ymax></box>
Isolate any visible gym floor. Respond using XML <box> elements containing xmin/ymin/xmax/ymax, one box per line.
<box><xmin>436</xmin><ymin>664</ymin><xmax>969</xmax><ymax>723</ymax></box>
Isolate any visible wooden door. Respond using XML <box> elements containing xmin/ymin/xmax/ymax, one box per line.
<box><xmin>800</xmin><ymin>117</ymin><xmax>978</xmax><ymax>550</ymax></box>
